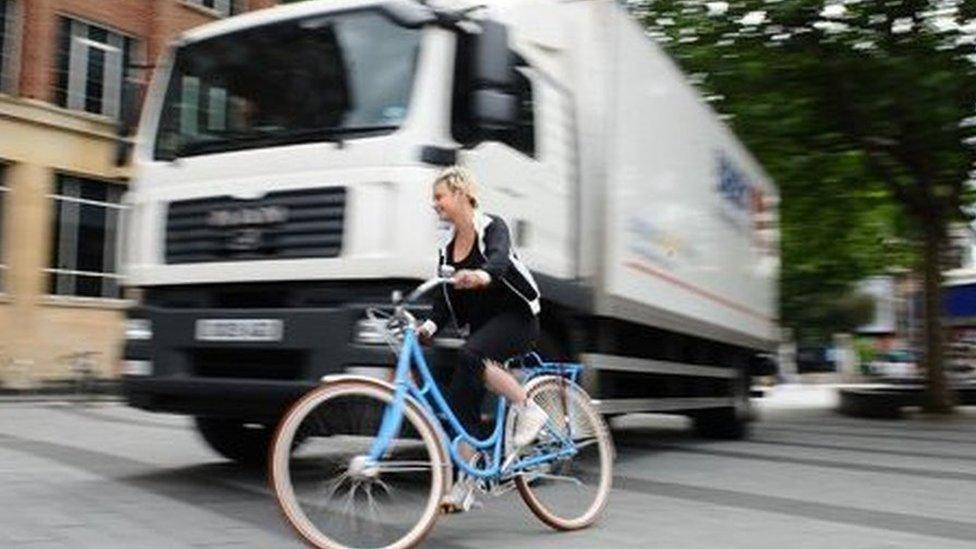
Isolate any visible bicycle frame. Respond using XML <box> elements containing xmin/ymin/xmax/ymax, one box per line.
<box><xmin>365</xmin><ymin>325</ymin><xmax>583</xmax><ymax>481</ymax></box>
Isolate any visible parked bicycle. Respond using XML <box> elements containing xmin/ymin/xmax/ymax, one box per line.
<box><xmin>268</xmin><ymin>275</ymin><xmax>614</xmax><ymax>548</ymax></box>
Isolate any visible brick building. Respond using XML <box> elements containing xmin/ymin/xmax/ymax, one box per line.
<box><xmin>0</xmin><ymin>0</ymin><xmax>278</xmax><ymax>388</ymax></box>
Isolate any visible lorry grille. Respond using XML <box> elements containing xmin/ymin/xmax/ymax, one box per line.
<box><xmin>165</xmin><ymin>187</ymin><xmax>346</xmax><ymax>264</ymax></box>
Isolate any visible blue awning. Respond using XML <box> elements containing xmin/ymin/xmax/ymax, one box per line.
<box><xmin>945</xmin><ymin>282</ymin><xmax>976</xmax><ymax>320</ymax></box>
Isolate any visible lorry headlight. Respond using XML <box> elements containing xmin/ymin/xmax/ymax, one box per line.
<box><xmin>124</xmin><ymin>318</ymin><xmax>152</xmax><ymax>340</ymax></box>
<box><xmin>353</xmin><ymin>318</ymin><xmax>388</xmax><ymax>345</ymax></box>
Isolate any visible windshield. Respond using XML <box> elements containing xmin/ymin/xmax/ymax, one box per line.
<box><xmin>153</xmin><ymin>10</ymin><xmax>421</xmax><ymax>160</ymax></box>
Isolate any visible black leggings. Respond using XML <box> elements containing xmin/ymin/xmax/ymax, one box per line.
<box><xmin>449</xmin><ymin>310</ymin><xmax>540</xmax><ymax>436</ymax></box>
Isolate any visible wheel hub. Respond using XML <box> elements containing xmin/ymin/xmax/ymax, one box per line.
<box><xmin>347</xmin><ymin>455</ymin><xmax>379</xmax><ymax>480</ymax></box>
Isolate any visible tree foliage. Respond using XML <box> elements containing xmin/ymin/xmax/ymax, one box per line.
<box><xmin>632</xmin><ymin>0</ymin><xmax>976</xmax><ymax>409</ymax></box>
<box><xmin>633</xmin><ymin>0</ymin><xmax>975</xmax><ymax>337</ymax></box>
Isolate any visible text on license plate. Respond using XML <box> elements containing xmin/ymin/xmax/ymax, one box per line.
<box><xmin>195</xmin><ymin>319</ymin><xmax>284</xmax><ymax>342</ymax></box>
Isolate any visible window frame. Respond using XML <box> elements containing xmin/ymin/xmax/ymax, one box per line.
<box><xmin>183</xmin><ymin>0</ymin><xmax>236</xmax><ymax>18</ymax></box>
<box><xmin>46</xmin><ymin>173</ymin><xmax>126</xmax><ymax>300</ymax></box>
<box><xmin>0</xmin><ymin>0</ymin><xmax>22</xmax><ymax>94</ymax></box>
<box><xmin>53</xmin><ymin>15</ymin><xmax>137</xmax><ymax>118</ymax></box>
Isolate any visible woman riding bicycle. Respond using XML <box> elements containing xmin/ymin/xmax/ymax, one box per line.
<box><xmin>268</xmin><ymin>170</ymin><xmax>613</xmax><ymax>543</ymax></box>
<box><xmin>417</xmin><ymin>166</ymin><xmax>550</xmax><ymax>511</ymax></box>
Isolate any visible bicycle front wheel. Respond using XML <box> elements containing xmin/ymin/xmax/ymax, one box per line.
<box><xmin>269</xmin><ymin>381</ymin><xmax>446</xmax><ymax>549</ymax></box>
<box><xmin>511</xmin><ymin>376</ymin><xmax>614</xmax><ymax>530</ymax></box>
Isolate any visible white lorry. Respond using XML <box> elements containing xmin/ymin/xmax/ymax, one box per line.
<box><xmin>119</xmin><ymin>0</ymin><xmax>779</xmax><ymax>463</ymax></box>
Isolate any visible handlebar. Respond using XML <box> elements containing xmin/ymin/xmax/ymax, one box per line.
<box><xmin>363</xmin><ymin>276</ymin><xmax>455</xmax><ymax>351</ymax></box>
<box><xmin>404</xmin><ymin>276</ymin><xmax>454</xmax><ymax>304</ymax></box>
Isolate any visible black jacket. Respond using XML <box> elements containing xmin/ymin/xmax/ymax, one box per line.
<box><xmin>425</xmin><ymin>211</ymin><xmax>541</xmax><ymax>335</ymax></box>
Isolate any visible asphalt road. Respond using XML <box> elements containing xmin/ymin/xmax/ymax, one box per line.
<box><xmin>1</xmin><ymin>386</ymin><xmax>975</xmax><ymax>548</ymax></box>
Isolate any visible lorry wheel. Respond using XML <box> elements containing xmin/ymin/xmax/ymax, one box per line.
<box><xmin>692</xmin><ymin>368</ymin><xmax>751</xmax><ymax>440</ymax></box>
<box><xmin>692</xmin><ymin>408</ymin><xmax>748</xmax><ymax>439</ymax></box>
<box><xmin>194</xmin><ymin>417</ymin><xmax>273</xmax><ymax>466</ymax></box>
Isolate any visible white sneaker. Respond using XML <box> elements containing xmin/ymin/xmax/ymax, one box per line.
<box><xmin>441</xmin><ymin>475</ymin><xmax>476</xmax><ymax>513</ymax></box>
<box><xmin>512</xmin><ymin>400</ymin><xmax>550</xmax><ymax>448</ymax></box>
<box><xmin>441</xmin><ymin>455</ymin><xmax>481</xmax><ymax>514</ymax></box>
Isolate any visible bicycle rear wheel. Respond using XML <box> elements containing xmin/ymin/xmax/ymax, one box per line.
<box><xmin>510</xmin><ymin>376</ymin><xmax>613</xmax><ymax>530</ymax></box>
<box><xmin>269</xmin><ymin>381</ymin><xmax>446</xmax><ymax>549</ymax></box>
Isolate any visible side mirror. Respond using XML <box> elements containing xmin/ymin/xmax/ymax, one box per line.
<box><xmin>472</xmin><ymin>89</ymin><xmax>517</xmax><ymax>129</ymax></box>
<box><xmin>114</xmin><ymin>79</ymin><xmax>144</xmax><ymax>166</ymax></box>
<box><xmin>119</xmin><ymin>79</ymin><xmax>143</xmax><ymax>135</ymax></box>
<box><xmin>473</xmin><ymin>20</ymin><xmax>515</xmax><ymax>89</ymax></box>
<box><xmin>470</xmin><ymin>19</ymin><xmax>518</xmax><ymax>132</ymax></box>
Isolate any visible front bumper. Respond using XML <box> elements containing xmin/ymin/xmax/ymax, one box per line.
<box><xmin>122</xmin><ymin>298</ymin><xmax>453</xmax><ymax>421</ymax></box>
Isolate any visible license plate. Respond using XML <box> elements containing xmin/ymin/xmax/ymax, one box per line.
<box><xmin>195</xmin><ymin>319</ymin><xmax>283</xmax><ymax>342</ymax></box>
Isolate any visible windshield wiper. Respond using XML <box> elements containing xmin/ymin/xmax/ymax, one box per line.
<box><xmin>174</xmin><ymin>125</ymin><xmax>399</xmax><ymax>157</ymax></box>
<box><xmin>175</xmin><ymin>128</ymin><xmax>281</xmax><ymax>157</ymax></box>
<box><xmin>270</xmin><ymin>125</ymin><xmax>400</xmax><ymax>148</ymax></box>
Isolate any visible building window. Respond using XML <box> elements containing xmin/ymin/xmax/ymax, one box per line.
<box><xmin>0</xmin><ymin>0</ymin><xmax>21</xmax><ymax>94</ymax></box>
<box><xmin>0</xmin><ymin>164</ymin><xmax>8</xmax><ymax>291</ymax></box>
<box><xmin>54</xmin><ymin>17</ymin><xmax>135</xmax><ymax>118</ymax></box>
<box><xmin>186</xmin><ymin>0</ymin><xmax>237</xmax><ymax>17</ymax></box>
<box><xmin>47</xmin><ymin>174</ymin><xmax>125</xmax><ymax>298</ymax></box>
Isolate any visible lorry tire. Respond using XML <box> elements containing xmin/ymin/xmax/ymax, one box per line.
<box><xmin>194</xmin><ymin>417</ymin><xmax>273</xmax><ymax>466</ymax></box>
<box><xmin>692</xmin><ymin>367</ymin><xmax>751</xmax><ymax>440</ymax></box>
<box><xmin>692</xmin><ymin>408</ymin><xmax>748</xmax><ymax>439</ymax></box>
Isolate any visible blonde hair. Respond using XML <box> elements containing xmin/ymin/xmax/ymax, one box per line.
<box><xmin>433</xmin><ymin>166</ymin><xmax>479</xmax><ymax>208</ymax></box>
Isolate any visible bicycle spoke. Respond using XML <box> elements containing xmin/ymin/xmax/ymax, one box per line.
<box><xmin>271</xmin><ymin>384</ymin><xmax>444</xmax><ymax>549</ymax></box>
<box><xmin>514</xmin><ymin>378</ymin><xmax>613</xmax><ymax>530</ymax></box>
<box><xmin>524</xmin><ymin>471</ymin><xmax>585</xmax><ymax>487</ymax></box>
<box><xmin>573</xmin><ymin>437</ymin><xmax>600</xmax><ymax>450</ymax></box>
<box><xmin>374</xmin><ymin>460</ymin><xmax>434</xmax><ymax>474</ymax></box>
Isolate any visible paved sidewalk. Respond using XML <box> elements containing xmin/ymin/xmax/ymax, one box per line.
<box><xmin>2</xmin><ymin>393</ymin><xmax>976</xmax><ymax>547</ymax></box>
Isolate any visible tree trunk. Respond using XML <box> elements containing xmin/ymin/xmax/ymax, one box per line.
<box><xmin>920</xmin><ymin>225</ymin><xmax>954</xmax><ymax>414</ymax></box>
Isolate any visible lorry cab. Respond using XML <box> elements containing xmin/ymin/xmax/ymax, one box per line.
<box><xmin>125</xmin><ymin>0</ymin><xmax>575</xmax><ymax>289</ymax></box>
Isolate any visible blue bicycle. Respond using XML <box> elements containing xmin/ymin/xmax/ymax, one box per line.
<box><xmin>269</xmin><ymin>275</ymin><xmax>613</xmax><ymax>549</ymax></box>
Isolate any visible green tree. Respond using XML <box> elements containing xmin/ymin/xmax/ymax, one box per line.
<box><xmin>634</xmin><ymin>0</ymin><xmax>976</xmax><ymax>412</ymax></box>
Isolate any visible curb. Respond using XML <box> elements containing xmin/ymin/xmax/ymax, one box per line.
<box><xmin>838</xmin><ymin>385</ymin><xmax>976</xmax><ymax>419</ymax></box>
<box><xmin>838</xmin><ymin>388</ymin><xmax>914</xmax><ymax>419</ymax></box>
<box><xmin>0</xmin><ymin>380</ymin><xmax>121</xmax><ymax>402</ymax></box>
<box><xmin>0</xmin><ymin>395</ymin><xmax>123</xmax><ymax>404</ymax></box>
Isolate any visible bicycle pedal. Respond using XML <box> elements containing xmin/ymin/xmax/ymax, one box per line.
<box><xmin>501</xmin><ymin>451</ymin><xmax>521</xmax><ymax>472</ymax></box>
<box><xmin>461</xmin><ymin>489</ymin><xmax>479</xmax><ymax>510</ymax></box>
